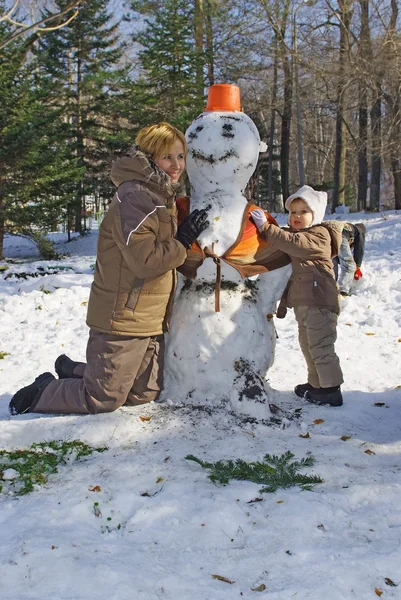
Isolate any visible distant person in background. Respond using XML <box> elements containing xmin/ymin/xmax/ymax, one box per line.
<box><xmin>9</xmin><ymin>122</ymin><xmax>209</xmax><ymax>416</ymax></box>
<box><xmin>332</xmin><ymin>222</ymin><xmax>366</xmax><ymax>296</ymax></box>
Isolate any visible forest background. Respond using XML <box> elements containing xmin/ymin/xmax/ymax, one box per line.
<box><xmin>0</xmin><ymin>0</ymin><xmax>400</xmax><ymax>260</ymax></box>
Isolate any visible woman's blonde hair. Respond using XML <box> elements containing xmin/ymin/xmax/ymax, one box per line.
<box><xmin>136</xmin><ymin>122</ymin><xmax>187</xmax><ymax>159</ymax></box>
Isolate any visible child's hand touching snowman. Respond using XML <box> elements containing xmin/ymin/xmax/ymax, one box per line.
<box><xmin>251</xmin><ymin>209</ymin><xmax>268</xmax><ymax>230</ymax></box>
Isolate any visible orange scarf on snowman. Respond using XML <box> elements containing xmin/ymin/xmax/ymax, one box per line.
<box><xmin>176</xmin><ymin>197</ymin><xmax>290</xmax><ymax>311</ymax></box>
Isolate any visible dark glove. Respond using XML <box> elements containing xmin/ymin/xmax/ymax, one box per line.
<box><xmin>176</xmin><ymin>209</ymin><xmax>209</xmax><ymax>249</ymax></box>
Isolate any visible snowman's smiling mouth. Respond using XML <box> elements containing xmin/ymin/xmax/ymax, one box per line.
<box><xmin>189</xmin><ymin>148</ymin><xmax>239</xmax><ymax>164</ymax></box>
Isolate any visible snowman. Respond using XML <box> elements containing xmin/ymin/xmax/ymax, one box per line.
<box><xmin>164</xmin><ymin>84</ymin><xmax>290</xmax><ymax>419</ymax></box>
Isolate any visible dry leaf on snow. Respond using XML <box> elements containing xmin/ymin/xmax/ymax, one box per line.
<box><xmin>88</xmin><ymin>485</ymin><xmax>101</xmax><ymax>492</ymax></box>
<box><xmin>340</xmin><ymin>435</ymin><xmax>352</xmax><ymax>441</ymax></box>
<box><xmin>313</xmin><ymin>419</ymin><xmax>324</xmax><ymax>424</ymax></box>
<box><xmin>139</xmin><ymin>415</ymin><xmax>151</xmax><ymax>422</ymax></box>
<box><xmin>251</xmin><ymin>583</ymin><xmax>266</xmax><ymax>592</ymax></box>
<box><xmin>375</xmin><ymin>588</ymin><xmax>383</xmax><ymax>596</ymax></box>
<box><xmin>299</xmin><ymin>432</ymin><xmax>310</xmax><ymax>438</ymax></box>
<box><xmin>365</xmin><ymin>449</ymin><xmax>376</xmax><ymax>455</ymax></box>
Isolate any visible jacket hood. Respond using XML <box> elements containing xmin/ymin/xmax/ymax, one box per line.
<box><xmin>285</xmin><ymin>185</ymin><xmax>327</xmax><ymax>227</ymax></box>
<box><xmin>110</xmin><ymin>146</ymin><xmax>180</xmax><ymax>197</ymax></box>
<box><xmin>321</xmin><ymin>220</ymin><xmax>343</xmax><ymax>258</ymax></box>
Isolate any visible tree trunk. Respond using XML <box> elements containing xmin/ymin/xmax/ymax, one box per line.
<box><xmin>280</xmin><ymin>48</ymin><xmax>292</xmax><ymax>201</ymax></box>
<box><xmin>332</xmin><ymin>0</ymin><xmax>353</xmax><ymax>212</ymax></box>
<box><xmin>194</xmin><ymin>0</ymin><xmax>204</xmax><ymax>95</ymax></box>
<box><xmin>392</xmin><ymin>157</ymin><xmax>401</xmax><ymax>210</ymax></box>
<box><xmin>370</xmin><ymin>92</ymin><xmax>381</xmax><ymax>210</ymax></box>
<box><xmin>268</xmin><ymin>35</ymin><xmax>279</xmax><ymax>208</ymax></box>
<box><xmin>0</xmin><ymin>195</ymin><xmax>5</xmax><ymax>260</ymax></box>
<box><xmin>357</xmin><ymin>0</ymin><xmax>370</xmax><ymax>211</ymax></box>
<box><xmin>333</xmin><ymin>110</ymin><xmax>347</xmax><ymax>210</ymax></box>
<box><xmin>357</xmin><ymin>92</ymin><xmax>368</xmax><ymax>211</ymax></box>
<box><xmin>204</xmin><ymin>0</ymin><xmax>214</xmax><ymax>86</ymax></box>
<box><xmin>75</xmin><ymin>47</ymin><xmax>84</xmax><ymax>233</ymax></box>
<box><xmin>388</xmin><ymin>90</ymin><xmax>401</xmax><ymax>209</ymax></box>
<box><xmin>388</xmin><ymin>0</ymin><xmax>400</xmax><ymax>209</ymax></box>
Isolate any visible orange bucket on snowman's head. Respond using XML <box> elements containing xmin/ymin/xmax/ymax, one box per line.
<box><xmin>205</xmin><ymin>84</ymin><xmax>241</xmax><ymax>112</ymax></box>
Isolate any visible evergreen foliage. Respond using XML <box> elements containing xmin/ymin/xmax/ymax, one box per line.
<box><xmin>186</xmin><ymin>451</ymin><xmax>323</xmax><ymax>493</ymax></box>
<box><xmin>0</xmin><ymin>440</ymin><xmax>107</xmax><ymax>496</ymax></box>
<box><xmin>36</xmin><ymin>0</ymin><xmax>133</xmax><ymax>233</ymax></box>
<box><xmin>0</xmin><ymin>0</ymin><xmax>399</xmax><ymax>252</ymax></box>
<box><xmin>0</xmin><ymin>8</ymin><xmax>83</xmax><ymax>256</ymax></box>
<box><xmin>129</xmin><ymin>0</ymin><xmax>205</xmax><ymax>130</ymax></box>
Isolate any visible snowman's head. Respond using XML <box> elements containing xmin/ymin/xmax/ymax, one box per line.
<box><xmin>185</xmin><ymin>86</ymin><xmax>266</xmax><ymax>197</ymax></box>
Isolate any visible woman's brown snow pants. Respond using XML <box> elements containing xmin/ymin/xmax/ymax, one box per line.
<box><xmin>32</xmin><ymin>329</ymin><xmax>164</xmax><ymax>414</ymax></box>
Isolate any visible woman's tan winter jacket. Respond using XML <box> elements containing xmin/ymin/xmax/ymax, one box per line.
<box><xmin>86</xmin><ymin>149</ymin><xmax>187</xmax><ymax>337</ymax></box>
<box><xmin>258</xmin><ymin>221</ymin><xmax>342</xmax><ymax>314</ymax></box>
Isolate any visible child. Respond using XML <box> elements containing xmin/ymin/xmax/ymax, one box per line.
<box><xmin>251</xmin><ymin>185</ymin><xmax>344</xmax><ymax>407</ymax></box>
<box><xmin>332</xmin><ymin>221</ymin><xmax>366</xmax><ymax>296</ymax></box>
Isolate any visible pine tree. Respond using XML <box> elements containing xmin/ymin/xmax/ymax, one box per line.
<box><xmin>37</xmin><ymin>0</ymin><xmax>133</xmax><ymax>233</ymax></box>
<box><xmin>0</xmin><ymin>8</ymin><xmax>82</xmax><ymax>259</ymax></box>
<box><xmin>129</xmin><ymin>0</ymin><xmax>205</xmax><ymax>131</ymax></box>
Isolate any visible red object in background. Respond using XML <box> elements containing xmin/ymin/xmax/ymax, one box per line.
<box><xmin>354</xmin><ymin>267</ymin><xmax>363</xmax><ymax>280</ymax></box>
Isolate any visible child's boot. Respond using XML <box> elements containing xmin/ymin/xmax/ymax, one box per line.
<box><xmin>294</xmin><ymin>383</ymin><xmax>320</xmax><ymax>398</ymax></box>
<box><xmin>305</xmin><ymin>386</ymin><xmax>343</xmax><ymax>407</ymax></box>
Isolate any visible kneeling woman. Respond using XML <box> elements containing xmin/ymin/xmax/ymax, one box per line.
<box><xmin>10</xmin><ymin>122</ymin><xmax>209</xmax><ymax>415</ymax></box>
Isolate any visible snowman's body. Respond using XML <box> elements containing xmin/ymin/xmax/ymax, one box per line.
<box><xmin>163</xmin><ymin>111</ymin><xmax>290</xmax><ymax>419</ymax></box>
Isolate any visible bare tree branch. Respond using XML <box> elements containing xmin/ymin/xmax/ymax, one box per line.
<box><xmin>0</xmin><ymin>0</ymin><xmax>21</xmax><ymax>24</ymax></box>
<box><xmin>0</xmin><ymin>0</ymin><xmax>85</xmax><ymax>51</ymax></box>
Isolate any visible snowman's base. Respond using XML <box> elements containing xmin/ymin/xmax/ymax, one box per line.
<box><xmin>155</xmin><ymin>393</ymin><xmax>302</xmax><ymax>428</ymax></box>
<box><xmin>160</xmin><ymin>356</ymin><xmax>272</xmax><ymax>421</ymax></box>
<box><xmin>163</xmin><ymin>276</ymin><xmax>284</xmax><ymax>420</ymax></box>
<box><xmin>229</xmin><ymin>357</ymin><xmax>272</xmax><ymax>420</ymax></box>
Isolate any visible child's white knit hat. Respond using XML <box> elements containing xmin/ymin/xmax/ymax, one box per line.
<box><xmin>285</xmin><ymin>185</ymin><xmax>328</xmax><ymax>226</ymax></box>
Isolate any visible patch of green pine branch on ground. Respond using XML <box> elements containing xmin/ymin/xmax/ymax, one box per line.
<box><xmin>0</xmin><ymin>440</ymin><xmax>107</xmax><ymax>496</ymax></box>
<box><xmin>186</xmin><ymin>451</ymin><xmax>323</xmax><ymax>494</ymax></box>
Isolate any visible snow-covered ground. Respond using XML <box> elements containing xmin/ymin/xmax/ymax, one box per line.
<box><xmin>1</xmin><ymin>211</ymin><xmax>400</xmax><ymax>600</ymax></box>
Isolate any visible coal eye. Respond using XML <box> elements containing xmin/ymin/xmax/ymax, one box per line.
<box><xmin>222</xmin><ymin>123</ymin><xmax>234</xmax><ymax>138</ymax></box>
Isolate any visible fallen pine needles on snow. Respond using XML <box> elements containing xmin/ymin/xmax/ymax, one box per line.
<box><xmin>0</xmin><ymin>440</ymin><xmax>107</xmax><ymax>496</ymax></box>
<box><xmin>185</xmin><ymin>450</ymin><xmax>323</xmax><ymax>494</ymax></box>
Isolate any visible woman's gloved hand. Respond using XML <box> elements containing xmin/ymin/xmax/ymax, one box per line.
<box><xmin>250</xmin><ymin>209</ymin><xmax>267</xmax><ymax>230</ymax></box>
<box><xmin>176</xmin><ymin>209</ymin><xmax>209</xmax><ymax>249</ymax></box>
<box><xmin>354</xmin><ymin>267</ymin><xmax>363</xmax><ymax>280</ymax></box>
